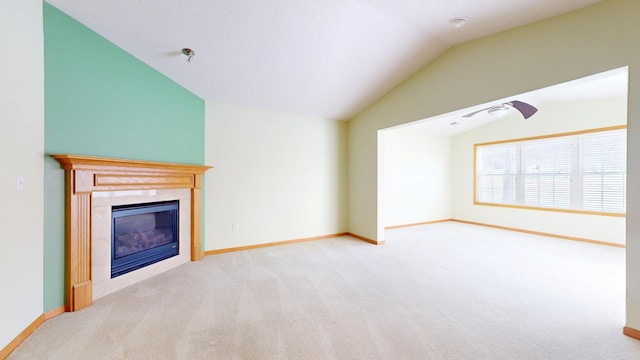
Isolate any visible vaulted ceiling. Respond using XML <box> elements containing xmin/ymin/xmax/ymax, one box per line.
<box><xmin>45</xmin><ymin>0</ymin><xmax>603</xmax><ymax>120</ymax></box>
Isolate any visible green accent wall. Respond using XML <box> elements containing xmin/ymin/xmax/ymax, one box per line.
<box><xmin>43</xmin><ymin>3</ymin><xmax>205</xmax><ymax>311</ymax></box>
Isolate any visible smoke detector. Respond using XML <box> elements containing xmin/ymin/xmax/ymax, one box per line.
<box><xmin>449</xmin><ymin>17</ymin><xmax>468</xmax><ymax>28</ymax></box>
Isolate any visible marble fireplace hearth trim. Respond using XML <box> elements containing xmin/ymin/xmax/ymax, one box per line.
<box><xmin>92</xmin><ymin>189</ymin><xmax>191</xmax><ymax>300</ymax></box>
<box><xmin>52</xmin><ymin>154</ymin><xmax>212</xmax><ymax>312</ymax></box>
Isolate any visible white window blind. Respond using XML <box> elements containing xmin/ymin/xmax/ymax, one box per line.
<box><xmin>477</xmin><ymin>145</ymin><xmax>517</xmax><ymax>204</ymax></box>
<box><xmin>581</xmin><ymin>131</ymin><xmax>627</xmax><ymax>212</ymax></box>
<box><xmin>476</xmin><ymin>128</ymin><xmax>626</xmax><ymax>214</ymax></box>
<box><xmin>521</xmin><ymin>138</ymin><xmax>573</xmax><ymax>209</ymax></box>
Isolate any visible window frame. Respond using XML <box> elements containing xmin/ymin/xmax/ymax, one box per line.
<box><xmin>473</xmin><ymin>125</ymin><xmax>626</xmax><ymax>218</ymax></box>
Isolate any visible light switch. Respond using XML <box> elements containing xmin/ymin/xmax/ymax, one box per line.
<box><xmin>16</xmin><ymin>174</ymin><xmax>24</xmax><ymax>191</ymax></box>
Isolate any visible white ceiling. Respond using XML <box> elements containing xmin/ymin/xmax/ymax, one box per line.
<box><xmin>46</xmin><ymin>0</ymin><xmax>603</xmax><ymax>120</ymax></box>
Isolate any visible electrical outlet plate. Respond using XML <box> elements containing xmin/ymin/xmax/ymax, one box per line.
<box><xmin>16</xmin><ymin>174</ymin><xmax>25</xmax><ymax>191</ymax></box>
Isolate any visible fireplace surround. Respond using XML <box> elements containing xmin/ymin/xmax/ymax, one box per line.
<box><xmin>91</xmin><ymin>188</ymin><xmax>192</xmax><ymax>300</ymax></box>
<box><xmin>52</xmin><ymin>154</ymin><xmax>212</xmax><ymax>311</ymax></box>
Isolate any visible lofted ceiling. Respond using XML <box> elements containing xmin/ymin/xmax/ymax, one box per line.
<box><xmin>45</xmin><ymin>0</ymin><xmax>603</xmax><ymax>120</ymax></box>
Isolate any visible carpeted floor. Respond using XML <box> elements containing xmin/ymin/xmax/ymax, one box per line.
<box><xmin>9</xmin><ymin>222</ymin><xmax>640</xmax><ymax>359</ymax></box>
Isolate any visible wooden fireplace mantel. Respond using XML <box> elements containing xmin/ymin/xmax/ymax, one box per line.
<box><xmin>52</xmin><ymin>154</ymin><xmax>212</xmax><ymax>311</ymax></box>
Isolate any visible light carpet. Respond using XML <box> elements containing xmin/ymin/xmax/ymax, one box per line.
<box><xmin>9</xmin><ymin>222</ymin><xmax>640</xmax><ymax>359</ymax></box>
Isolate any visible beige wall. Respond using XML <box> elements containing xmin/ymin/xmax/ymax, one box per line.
<box><xmin>204</xmin><ymin>102</ymin><xmax>347</xmax><ymax>250</ymax></box>
<box><xmin>347</xmin><ymin>0</ymin><xmax>640</xmax><ymax>328</ymax></box>
<box><xmin>0</xmin><ymin>0</ymin><xmax>45</xmax><ymax>350</ymax></box>
<box><xmin>452</xmin><ymin>98</ymin><xmax>627</xmax><ymax>244</ymax></box>
<box><xmin>382</xmin><ymin>127</ymin><xmax>452</xmax><ymax>227</ymax></box>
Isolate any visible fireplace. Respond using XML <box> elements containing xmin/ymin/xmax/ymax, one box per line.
<box><xmin>111</xmin><ymin>200</ymin><xmax>179</xmax><ymax>278</ymax></box>
<box><xmin>52</xmin><ymin>154</ymin><xmax>212</xmax><ymax>311</ymax></box>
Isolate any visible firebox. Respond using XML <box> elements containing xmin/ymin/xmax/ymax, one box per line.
<box><xmin>111</xmin><ymin>200</ymin><xmax>179</xmax><ymax>278</ymax></box>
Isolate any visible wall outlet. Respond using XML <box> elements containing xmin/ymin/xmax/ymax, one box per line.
<box><xmin>232</xmin><ymin>224</ymin><xmax>239</xmax><ymax>232</ymax></box>
<box><xmin>16</xmin><ymin>174</ymin><xmax>25</xmax><ymax>191</ymax></box>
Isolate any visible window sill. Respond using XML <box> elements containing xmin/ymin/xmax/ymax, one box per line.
<box><xmin>473</xmin><ymin>201</ymin><xmax>626</xmax><ymax>218</ymax></box>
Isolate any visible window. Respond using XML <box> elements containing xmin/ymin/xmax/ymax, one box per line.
<box><xmin>475</xmin><ymin>126</ymin><xmax>626</xmax><ymax>215</ymax></box>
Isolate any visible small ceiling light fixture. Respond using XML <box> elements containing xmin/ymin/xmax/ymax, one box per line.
<box><xmin>181</xmin><ymin>48</ymin><xmax>195</xmax><ymax>62</ymax></box>
<box><xmin>487</xmin><ymin>104</ymin><xmax>509</xmax><ymax>117</ymax></box>
<box><xmin>449</xmin><ymin>17</ymin><xmax>468</xmax><ymax>28</ymax></box>
<box><xmin>449</xmin><ymin>121</ymin><xmax>460</xmax><ymax>126</ymax></box>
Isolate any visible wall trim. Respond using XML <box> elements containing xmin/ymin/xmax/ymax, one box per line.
<box><xmin>44</xmin><ymin>306</ymin><xmax>66</xmax><ymax>321</ymax></box>
<box><xmin>623</xmin><ymin>326</ymin><xmax>640</xmax><ymax>341</ymax></box>
<box><xmin>1</xmin><ymin>305</ymin><xmax>68</xmax><ymax>359</ymax></box>
<box><xmin>205</xmin><ymin>232</ymin><xmax>349</xmax><ymax>255</ymax></box>
<box><xmin>475</xmin><ymin>124</ymin><xmax>627</xmax><ymax>148</ymax></box>
<box><xmin>347</xmin><ymin>232</ymin><xmax>385</xmax><ymax>245</ymax></box>
<box><xmin>385</xmin><ymin>219</ymin><xmax>451</xmax><ymax>230</ymax></box>
<box><xmin>0</xmin><ymin>314</ymin><xmax>44</xmax><ymax>359</ymax></box>
<box><xmin>451</xmin><ymin>219</ymin><xmax>625</xmax><ymax>248</ymax></box>
<box><xmin>205</xmin><ymin>231</ymin><xmax>385</xmax><ymax>256</ymax></box>
<box><xmin>472</xmin><ymin>201</ymin><xmax>626</xmax><ymax>218</ymax></box>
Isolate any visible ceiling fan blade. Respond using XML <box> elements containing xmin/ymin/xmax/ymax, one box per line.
<box><xmin>462</xmin><ymin>107</ymin><xmax>491</xmax><ymax>117</ymax></box>
<box><xmin>508</xmin><ymin>100</ymin><xmax>538</xmax><ymax>119</ymax></box>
